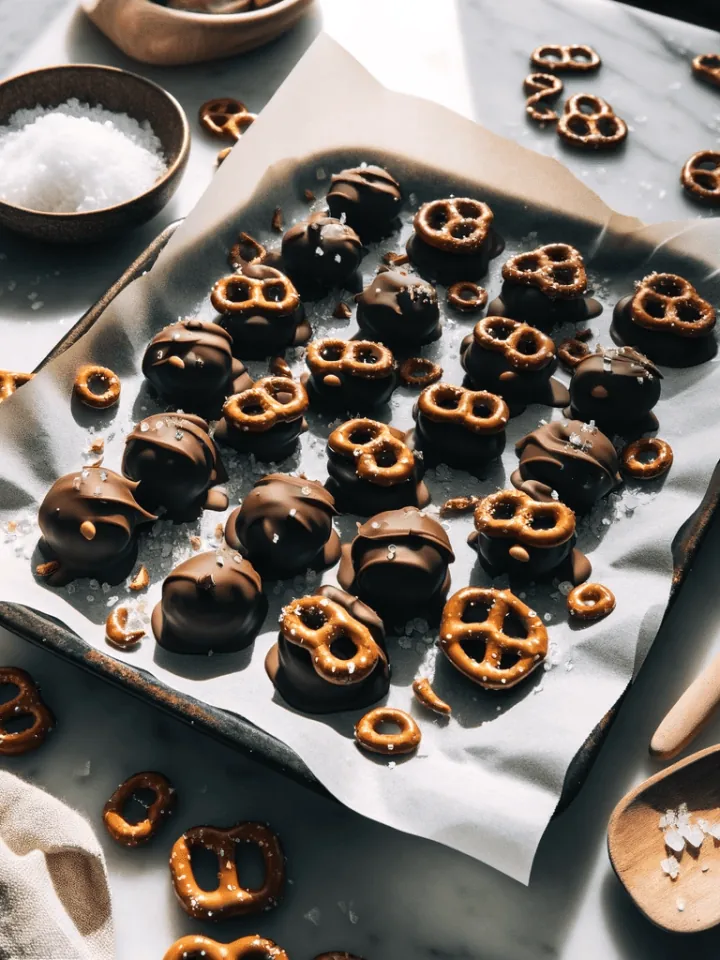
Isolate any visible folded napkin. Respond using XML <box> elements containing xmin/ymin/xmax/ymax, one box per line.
<box><xmin>0</xmin><ymin>771</ymin><xmax>114</xmax><ymax>960</ymax></box>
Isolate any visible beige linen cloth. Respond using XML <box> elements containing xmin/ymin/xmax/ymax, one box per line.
<box><xmin>0</xmin><ymin>772</ymin><xmax>114</xmax><ymax>960</ymax></box>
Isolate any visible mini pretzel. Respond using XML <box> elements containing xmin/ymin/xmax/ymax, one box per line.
<box><xmin>199</xmin><ymin>98</ymin><xmax>256</xmax><ymax>141</ymax></box>
<box><xmin>0</xmin><ymin>667</ymin><xmax>54</xmax><ymax>755</ymax></box>
<box><xmin>557</xmin><ymin>94</ymin><xmax>627</xmax><ymax>149</ymax></box>
<box><xmin>222</xmin><ymin>377</ymin><xmax>308</xmax><ymax>434</ymax></box>
<box><xmin>103</xmin><ymin>771</ymin><xmax>175</xmax><ymax>847</ymax></box>
<box><xmin>472</xmin><ymin>316</ymin><xmax>555</xmax><ymax>371</ymax></box>
<box><xmin>307</xmin><ymin>339</ymin><xmax>395</xmax><ymax>382</ymax></box>
<box><xmin>621</xmin><ymin>437</ymin><xmax>673</xmax><ymax>479</ymax></box>
<box><xmin>558</xmin><ymin>338</ymin><xmax>591</xmax><ymax>369</ymax></box>
<box><xmin>567</xmin><ymin>582</ymin><xmax>615</xmax><ymax>620</ymax></box>
<box><xmin>412</xmin><ymin>677</ymin><xmax>451</xmax><ymax>716</ymax></box>
<box><xmin>163</xmin><ymin>935</ymin><xmax>289</xmax><ymax>960</ymax></box>
<box><xmin>398</xmin><ymin>356</ymin><xmax>442</xmax><ymax>387</ymax></box>
<box><xmin>170</xmin><ymin>823</ymin><xmax>285</xmax><ymax>920</ymax></box>
<box><xmin>211</xmin><ymin>272</ymin><xmax>300</xmax><ymax>317</ymax></box>
<box><xmin>440</xmin><ymin>495</ymin><xmax>483</xmax><ymax>515</ymax></box>
<box><xmin>105</xmin><ymin>606</ymin><xmax>145</xmax><ymax>649</ymax></box>
<box><xmin>228</xmin><ymin>232</ymin><xmax>267</xmax><ymax>270</ymax></box>
<box><xmin>418</xmin><ymin>383</ymin><xmax>509</xmax><ymax>434</ymax></box>
<box><xmin>355</xmin><ymin>707</ymin><xmax>421</xmax><ymax>756</ymax></box>
<box><xmin>503</xmin><ymin>243</ymin><xmax>587</xmax><ymax>299</ymax></box>
<box><xmin>281</xmin><ymin>594</ymin><xmax>386</xmax><ymax>684</ymax></box>
<box><xmin>74</xmin><ymin>365</ymin><xmax>121</xmax><ymax>409</ymax></box>
<box><xmin>447</xmin><ymin>281</ymin><xmax>488</xmax><ymax>312</ymax></box>
<box><xmin>439</xmin><ymin>587</ymin><xmax>548</xmax><ymax>689</ymax></box>
<box><xmin>530</xmin><ymin>44</ymin><xmax>601</xmax><ymax>72</ymax></box>
<box><xmin>329</xmin><ymin>419</ymin><xmax>415</xmax><ymax>487</ymax></box>
<box><xmin>0</xmin><ymin>370</ymin><xmax>33</xmax><ymax>403</ymax></box>
<box><xmin>629</xmin><ymin>272</ymin><xmax>715</xmax><ymax>337</ymax></box>
<box><xmin>413</xmin><ymin>198</ymin><xmax>494</xmax><ymax>253</ymax></box>
<box><xmin>683</xmin><ymin>150</ymin><xmax>720</xmax><ymax>204</ymax></box>
<box><xmin>474</xmin><ymin>489</ymin><xmax>575</xmax><ymax>549</ymax></box>
<box><xmin>692</xmin><ymin>54</ymin><xmax>720</xmax><ymax>89</ymax></box>
<box><xmin>523</xmin><ymin>73</ymin><xmax>564</xmax><ymax>123</ymax></box>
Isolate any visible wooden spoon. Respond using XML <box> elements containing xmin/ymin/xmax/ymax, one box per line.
<box><xmin>608</xmin><ymin>744</ymin><xmax>720</xmax><ymax>933</ymax></box>
<box><xmin>650</xmin><ymin>651</ymin><xmax>720</xmax><ymax>761</ymax></box>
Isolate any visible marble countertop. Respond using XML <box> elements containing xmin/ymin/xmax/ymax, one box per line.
<box><xmin>3</xmin><ymin>0</ymin><xmax>720</xmax><ymax>957</ymax></box>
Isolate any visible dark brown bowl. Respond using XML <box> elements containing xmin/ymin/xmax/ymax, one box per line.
<box><xmin>0</xmin><ymin>64</ymin><xmax>190</xmax><ymax>244</ymax></box>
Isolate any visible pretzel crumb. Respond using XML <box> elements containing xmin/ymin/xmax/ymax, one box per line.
<box><xmin>271</xmin><ymin>207</ymin><xmax>284</xmax><ymax>232</ymax></box>
<box><xmin>412</xmin><ymin>678</ymin><xmax>452</xmax><ymax>715</ymax></box>
<box><xmin>303</xmin><ymin>188</ymin><xmax>316</xmax><ymax>202</ymax></box>
<box><xmin>333</xmin><ymin>301</ymin><xmax>352</xmax><ymax>320</ymax></box>
<box><xmin>189</xmin><ymin>536</ymin><xmax>203</xmax><ymax>551</ymax></box>
<box><xmin>383</xmin><ymin>251</ymin><xmax>409</xmax><ymax>266</ymax></box>
<box><xmin>575</xmin><ymin>327</ymin><xmax>593</xmax><ymax>341</ymax></box>
<box><xmin>129</xmin><ymin>566</ymin><xmax>149</xmax><ymax>591</ymax></box>
<box><xmin>105</xmin><ymin>607</ymin><xmax>145</xmax><ymax>649</ymax></box>
<box><xmin>214</xmin><ymin>523</ymin><xmax>224</xmax><ymax>541</ymax></box>
<box><xmin>440</xmin><ymin>495</ymin><xmax>483</xmax><ymax>516</ymax></box>
<box><xmin>88</xmin><ymin>437</ymin><xmax>105</xmax><ymax>453</ymax></box>
<box><xmin>36</xmin><ymin>560</ymin><xmax>60</xmax><ymax>578</ymax></box>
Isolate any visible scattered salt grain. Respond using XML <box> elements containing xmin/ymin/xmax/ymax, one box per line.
<box><xmin>660</xmin><ymin>856</ymin><xmax>680</xmax><ymax>880</ymax></box>
<box><xmin>664</xmin><ymin>827</ymin><xmax>685</xmax><ymax>853</ymax></box>
<box><xmin>304</xmin><ymin>907</ymin><xmax>321</xmax><ymax>925</ymax></box>
<box><xmin>677</xmin><ymin>898</ymin><xmax>685</xmax><ymax>912</ymax></box>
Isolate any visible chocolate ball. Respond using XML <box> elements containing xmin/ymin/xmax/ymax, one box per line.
<box><xmin>326</xmin><ymin>165</ymin><xmax>402</xmax><ymax>240</ymax></box>
<box><xmin>512</xmin><ymin>419</ymin><xmax>622</xmax><ymax>513</ymax></box>
<box><xmin>214</xmin><ymin>377</ymin><xmax>309</xmax><ymax>463</ymax></box>
<box><xmin>355</xmin><ymin>268</ymin><xmax>441</xmax><ymax>346</ymax></box>
<box><xmin>38</xmin><ymin>467</ymin><xmax>155</xmax><ymax>586</ymax></box>
<box><xmin>225</xmin><ymin>474</ymin><xmax>340</xmax><ymax>578</ymax></box>
<box><xmin>265</xmin><ymin>585</ymin><xmax>390</xmax><ymax>714</ymax></box>
<box><xmin>567</xmin><ymin>347</ymin><xmax>662</xmax><ymax>434</ymax></box>
<box><xmin>281</xmin><ymin>213</ymin><xmax>363</xmax><ymax>298</ymax></box>
<box><xmin>151</xmin><ymin>547</ymin><xmax>267</xmax><ymax>655</ymax></box>
<box><xmin>338</xmin><ymin>506</ymin><xmax>455</xmax><ymax>624</ymax></box>
<box><xmin>302</xmin><ymin>338</ymin><xmax>398</xmax><ymax>412</ymax></box>
<box><xmin>142</xmin><ymin>319</ymin><xmax>252</xmax><ymax>418</ymax></box>
<box><xmin>122</xmin><ymin>413</ymin><xmax>227</xmax><ymax>523</ymax></box>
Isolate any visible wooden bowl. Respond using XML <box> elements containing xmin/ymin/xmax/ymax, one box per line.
<box><xmin>81</xmin><ymin>0</ymin><xmax>315</xmax><ymax>67</ymax></box>
<box><xmin>0</xmin><ymin>64</ymin><xmax>190</xmax><ymax>244</ymax></box>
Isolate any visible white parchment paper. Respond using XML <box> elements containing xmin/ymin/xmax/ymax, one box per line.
<box><xmin>2</xmin><ymin>36</ymin><xmax>720</xmax><ymax>884</ymax></box>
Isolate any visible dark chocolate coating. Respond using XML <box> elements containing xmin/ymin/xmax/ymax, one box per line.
<box><xmin>38</xmin><ymin>467</ymin><xmax>155</xmax><ymax>586</ymax></box>
<box><xmin>512</xmin><ymin>419</ymin><xmax>622</xmax><ymax>513</ymax></box>
<box><xmin>281</xmin><ymin>213</ymin><xmax>363</xmax><ymax>298</ymax></box>
<box><xmin>355</xmin><ymin>269</ymin><xmax>441</xmax><ymax>346</ymax></box>
<box><xmin>468</xmin><ymin>526</ymin><xmax>575</xmax><ymax>580</ymax></box>
<box><xmin>151</xmin><ymin>547</ymin><xmax>267</xmax><ymax>655</ymax></box>
<box><xmin>406</xmin><ymin>229</ymin><xmax>504</xmax><ymax>285</ymax></box>
<box><xmin>611</xmin><ymin>294</ymin><xmax>717</xmax><ymax>367</ymax></box>
<box><xmin>141</xmin><ymin>319</ymin><xmax>252</xmax><ymax>418</ymax></box>
<box><xmin>122</xmin><ymin>413</ymin><xmax>228</xmax><ymax>523</ymax></box>
<box><xmin>224</xmin><ymin>474</ymin><xmax>340</xmax><ymax>578</ymax></box>
<box><xmin>411</xmin><ymin>403</ymin><xmax>506</xmax><ymax>472</ymax></box>
<box><xmin>217</xmin><ymin>264</ymin><xmax>310</xmax><ymax>360</ymax></box>
<box><xmin>265</xmin><ymin>585</ymin><xmax>390</xmax><ymax>714</ymax></box>
<box><xmin>567</xmin><ymin>347</ymin><xmax>662</xmax><ymax>433</ymax></box>
<box><xmin>487</xmin><ymin>279</ymin><xmax>602</xmax><ymax>332</ymax></box>
<box><xmin>338</xmin><ymin>507</ymin><xmax>455</xmax><ymax>624</ymax></box>
<box><xmin>326</xmin><ymin>165</ymin><xmax>402</xmax><ymax>241</ymax></box>
<box><xmin>302</xmin><ymin>366</ymin><xmax>397</xmax><ymax>413</ymax></box>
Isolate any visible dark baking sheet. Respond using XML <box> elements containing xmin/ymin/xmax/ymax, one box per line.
<box><xmin>1</xmin><ymin>220</ymin><xmax>718</xmax><ymax>813</ymax></box>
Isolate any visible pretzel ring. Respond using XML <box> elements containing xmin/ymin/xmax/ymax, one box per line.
<box><xmin>418</xmin><ymin>383</ymin><xmax>508</xmax><ymax>434</ymax></box>
<box><xmin>693</xmin><ymin>54</ymin><xmax>720</xmax><ymax>89</ymax></box>
<box><xmin>502</xmin><ymin>243</ymin><xmax>588</xmax><ymax>299</ymax></box>
<box><xmin>523</xmin><ymin>73</ymin><xmax>564</xmax><ymax>123</ymax></box>
<box><xmin>412</xmin><ymin>677</ymin><xmax>451</xmax><ymax>716</ymax></box>
<box><xmin>413</xmin><ymin>197</ymin><xmax>494</xmax><ymax>253</ymax></box>
<box><xmin>355</xmin><ymin>707</ymin><xmax>421</xmax><ymax>755</ymax></box>
<box><xmin>280</xmin><ymin>594</ymin><xmax>386</xmax><ymax>684</ymax></box>
<box><xmin>439</xmin><ymin>587</ymin><xmax>548</xmax><ymax>689</ymax></box>
<box><xmin>170</xmin><ymin>822</ymin><xmax>285</xmax><ymax>920</ymax></box>
<box><xmin>228</xmin><ymin>232</ymin><xmax>267</xmax><ymax>270</ymax></box>
<box><xmin>103</xmin><ymin>771</ymin><xmax>175</xmax><ymax>847</ymax></box>
<box><xmin>474</xmin><ymin>489</ymin><xmax>575</xmax><ymax>548</ymax></box>
<box><xmin>629</xmin><ymin>272</ymin><xmax>715</xmax><ymax>337</ymax></box>
<box><xmin>398</xmin><ymin>356</ymin><xmax>442</xmax><ymax>387</ymax></box>
<box><xmin>199</xmin><ymin>98</ymin><xmax>256</xmax><ymax>141</ymax></box>
<box><xmin>557</xmin><ymin>94</ymin><xmax>627</xmax><ymax>149</ymax></box>
<box><xmin>0</xmin><ymin>370</ymin><xmax>33</xmax><ymax>403</ymax></box>
<box><xmin>473</xmin><ymin>316</ymin><xmax>555</xmax><ymax>370</ymax></box>
<box><xmin>307</xmin><ymin>339</ymin><xmax>395</xmax><ymax>381</ymax></box>
<box><xmin>621</xmin><ymin>437</ymin><xmax>673</xmax><ymax>479</ymax></box>
<box><xmin>73</xmin><ymin>365</ymin><xmax>121</xmax><ymax>409</ymax></box>
<box><xmin>447</xmin><ymin>281</ymin><xmax>488</xmax><ymax>312</ymax></box>
<box><xmin>681</xmin><ymin>151</ymin><xmax>720</xmax><ymax>205</ymax></box>
<box><xmin>0</xmin><ymin>667</ymin><xmax>54</xmax><ymax>755</ymax></box>
<box><xmin>567</xmin><ymin>582</ymin><xmax>615</xmax><ymax>620</ymax></box>
<box><xmin>163</xmin><ymin>935</ymin><xmax>289</xmax><ymax>960</ymax></box>
<box><xmin>106</xmin><ymin>606</ymin><xmax>145</xmax><ymax>649</ymax></box>
<box><xmin>222</xmin><ymin>377</ymin><xmax>308</xmax><ymax>433</ymax></box>
<box><xmin>530</xmin><ymin>44</ymin><xmax>601</xmax><ymax>72</ymax></box>
<box><xmin>558</xmin><ymin>338</ymin><xmax>591</xmax><ymax>369</ymax></box>
<box><xmin>328</xmin><ymin>419</ymin><xmax>416</xmax><ymax>487</ymax></box>
<box><xmin>211</xmin><ymin>272</ymin><xmax>300</xmax><ymax>317</ymax></box>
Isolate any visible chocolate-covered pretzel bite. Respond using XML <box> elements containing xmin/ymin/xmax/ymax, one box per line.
<box><xmin>215</xmin><ymin>377</ymin><xmax>309</xmax><ymax>462</ymax></box>
<box><xmin>281</xmin><ymin>213</ymin><xmax>363</xmax><ymax>298</ymax></box>
<box><xmin>566</xmin><ymin>346</ymin><xmax>661</xmax><ymax>434</ymax></box>
<box><xmin>355</xmin><ymin>268</ymin><xmax>441</xmax><ymax>346</ymax></box>
<box><xmin>303</xmin><ymin>338</ymin><xmax>397</xmax><ymax>411</ymax></box>
<box><xmin>326</xmin><ymin>164</ymin><xmax>402</xmax><ymax>240</ymax></box>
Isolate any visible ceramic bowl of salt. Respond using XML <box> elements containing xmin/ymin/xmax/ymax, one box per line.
<box><xmin>0</xmin><ymin>63</ymin><xmax>190</xmax><ymax>244</ymax></box>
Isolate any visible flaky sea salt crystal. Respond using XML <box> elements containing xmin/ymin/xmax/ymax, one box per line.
<box><xmin>679</xmin><ymin>822</ymin><xmax>704</xmax><ymax>849</ymax></box>
<box><xmin>677</xmin><ymin>898</ymin><xmax>686</xmax><ymax>912</ymax></box>
<box><xmin>660</xmin><ymin>856</ymin><xmax>680</xmax><ymax>880</ymax></box>
<box><xmin>304</xmin><ymin>907</ymin><xmax>321</xmax><ymax>925</ymax></box>
<box><xmin>664</xmin><ymin>827</ymin><xmax>685</xmax><ymax>853</ymax></box>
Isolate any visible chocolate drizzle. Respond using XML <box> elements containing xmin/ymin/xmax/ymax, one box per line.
<box><xmin>326</xmin><ymin>165</ymin><xmax>402</xmax><ymax>240</ymax></box>
<box><xmin>566</xmin><ymin>346</ymin><xmax>662</xmax><ymax>434</ymax></box>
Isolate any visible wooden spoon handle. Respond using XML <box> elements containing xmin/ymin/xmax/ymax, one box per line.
<box><xmin>650</xmin><ymin>651</ymin><xmax>720</xmax><ymax>760</ymax></box>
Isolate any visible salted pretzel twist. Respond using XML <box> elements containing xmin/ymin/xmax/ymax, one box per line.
<box><xmin>281</xmin><ymin>594</ymin><xmax>386</xmax><ymax>684</ymax></box>
<box><xmin>558</xmin><ymin>338</ymin><xmax>591</xmax><ymax>369</ymax></box>
<box><xmin>413</xmin><ymin>197</ymin><xmax>493</xmax><ymax>253</ymax></box>
<box><xmin>621</xmin><ymin>437</ymin><xmax>673</xmax><ymax>479</ymax></box>
<box><xmin>503</xmin><ymin>243</ymin><xmax>587</xmax><ymax>299</ymax></box>
<box><xmin>306</xmin><ymin>339</ymin><xmax>395</xmax><ymax>381</ymax></box>
<box><xmin>228</xmin><ymin>232</ymin><xmax>267</xmax><ymax>270</ymax></box>
<box><xmin>222</xmin><ymin>377</ymin><xmax>308</xmax><ymax>433</ymax></box>
<box><xmin>103</xmin><ymin>771</ymin><xmax>175</xmax><ymax>847</ymax></box>
<box><xmin>0</xmin><ymin>667</ymin><xmax>54</xmax><ymax>755</ymax></box>
<box><xmin>355</xmin><ymin>707</ymin><xmax>421</xmax><ymax>756</ymax></box>
<box><xmin>557</xmin><ymin>94</ymin><xmax>627</xmax><ymax>149</ymax></box>
<box><xmin>328</xmin><ymin>418</ymin><xmax>415</xmax><ymax>487</ymax></box>
<box><xmin>681</xmin><ymin>151</ymin><xmax>720</xmax><ymax>204</ymax></box>
<box><xmin>418</xmin><ymin>383</ymin><xmax>509</xmax><ymax>434</ymax></box>
<box><xmin>472</xmin><ymin>316</ymin><xmax>555</xmax><ymax>370</ymax></box>
<box><xmin>439</xmin><ymin>587</ymin><xmax>548</xmax><ymax>689</ymax></box>
<box><xmin>398</xmin><ymin>356</ymin><xmax>443</xmax><ymax>387</ymax></box>
<box><xmin>530</xmin><ymin>44</ymin><xmax>601</xmax><ymax>72</ymax></box>
<box><xmin>199</xmin><ymin>98</ymin><xmax>257</xmax><ymax>141</ymax></box>
<box><xmin>211</xmin><ymin>270</ymin><xmax>300</xmax><ymax>317</ymax></box>
<box><xmin>523</xmin><ymin>73</ymin><xmax>564</xmax><ymax>123</ymax></box>
<box><xmin>629</xmin><ymin>272</ymin><xmax>715</xmax><ymax>337</ymax></box>
<box><xmin>163</xmin><ymin>935</ymin><xmax>289</xmax><ymax>960</ymax></box>
<box><xmin>0</xmin><ymin>370</ymin><xmax>33</xmax><ymax>403</ymax></box>
<box><xmin>170</xmin><ymin>823</ymin><xmax>285</xmax><ymax>920</ymax></box>
<box><xmin>447</xmin><ymin>281</ymin><xmax>488</xmax><ymax>312</ymax></box>
<box><xmin>692</xmin><ymin>54</ymin><xmax>720</xmax><ymax>89</ymax></box>
<box><xmin>473</xmin><ymin>489</ymin><xmax>575</xmax><ymax>548</ymax></box>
